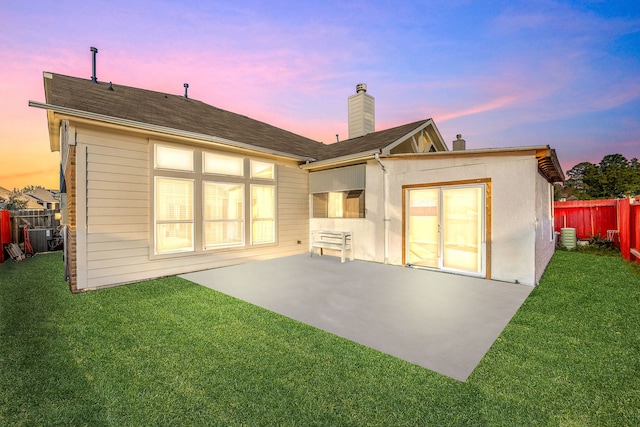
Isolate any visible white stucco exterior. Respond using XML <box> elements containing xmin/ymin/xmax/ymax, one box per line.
<box><xmin>310</xmin><ymin>150</ymin><xmax>556</xmax><ymax>286</ymax></box>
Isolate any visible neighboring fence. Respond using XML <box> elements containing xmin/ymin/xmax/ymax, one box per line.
<box><xmin>8</xmin><ymin>209</ymin><xmax>61</xmax><ymax>245</ymax></box>
<box><xmin>554</xmin><ymin>199</ymin><xmax>618</xmax><ymax>240</ymax></box>
<box><xmin>618</xmin><ymin>197</ymin><xmax>640</xmax><ymax>263</ymax></box>
<box><xmin>554</xmin><ymin>197</ymin><xmax>640</xmax><ymax>264</ymax></box>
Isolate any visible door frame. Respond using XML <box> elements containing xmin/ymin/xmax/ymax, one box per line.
<box><xmin>402</xmin><ymin>178</ymin><xmax>492</xmax><ymax>279</ymax></box>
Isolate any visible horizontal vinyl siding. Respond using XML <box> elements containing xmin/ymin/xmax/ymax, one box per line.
<box><xmin>77</xmin><ymin>129</ymin><xmax>310</xmax><ymax>289</ymax></box>
<box><xmin>78</xmin><ymin>129</ymin><xmax>151</xmax><ymax>290</ymax></box>
<box><xmin>278</xmin><ymin>165</ymin><xmax>309</xmax><ymax>248</ymax></box>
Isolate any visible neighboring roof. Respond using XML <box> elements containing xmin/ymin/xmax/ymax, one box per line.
<box><xmin>26</xmin><ymin>187</ymin><xmax>58</xmax><ymax>204</ymax></box>
<box><xmin>316</xmin><ymin>120</ymin><xmax>431</xmax><ymax>160</ymax></box>
<box><xmin>40</xmin><ymin>73</ymin><xmax>325</xmax><ymax>160</ymax></box>
<box><xmin>0</xmin><ymin>186</ymin><xmax>45</xmax><ymax>210</ymax></box>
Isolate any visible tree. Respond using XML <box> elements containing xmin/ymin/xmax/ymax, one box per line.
<box><xmin>557</xmin><ymin>154</ymin><xmax>640</xmax><ymax>200</ymax></box>
<box><xmin>5</xmin><ymin>189</ymin><xmax>28</xmax><ymax>211</ymax></box>
<box><xmin>561</xmin><ymin>161</ymin><xmax>598</xmax><ymax>200</ymax></box>
<box><xmin>3</xmin><ymin>186</ymin><xmax>44</xmax><ymax>211</ymax></box>
<box><xmin>594</xmin><ymin>154</ymin><xmax>631</xmax><ymax>198</ymax></box>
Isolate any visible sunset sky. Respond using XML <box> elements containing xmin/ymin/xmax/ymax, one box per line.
<box><xmin>1</xmin><ymin>0</ymin><xmax>639</xmax><ymax>190</ymax></box>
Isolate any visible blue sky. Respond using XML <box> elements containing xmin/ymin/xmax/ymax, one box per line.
<box><xmin>1</xmin><ymin>0</ymin><xmax>639</xmax><ymax>189</ymax></box>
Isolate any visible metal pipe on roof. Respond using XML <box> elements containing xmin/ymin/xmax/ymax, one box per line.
<box><xmin>90</xmin><ymin>47</ymin><xmax>98</xmax><ymax>83</ymax></box>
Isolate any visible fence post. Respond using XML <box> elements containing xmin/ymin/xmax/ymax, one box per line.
<box><xmin>631</xmin><ymin>199</ymin><xmax>640</xmax><ymax>263</ymax></box>
<box><xmin>618</xmin><ymin>198</ymin><xmax>630</xmax><ymax>261</ymax></box>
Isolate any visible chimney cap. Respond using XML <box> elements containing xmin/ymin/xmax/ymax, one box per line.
<box><xmin>356</xmin><ymin>83</ymin><xmax>367</xmax><ymax>94</ymax></box>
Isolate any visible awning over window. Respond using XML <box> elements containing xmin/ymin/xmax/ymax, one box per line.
<box><xmin>309</xmin><ymin>164</ymin><xmax>366</xmax><ymax>193</ymax></box>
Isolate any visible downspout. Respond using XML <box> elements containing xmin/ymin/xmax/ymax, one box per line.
<box><xmin>374</xmin><ymin>153</ymin><xmax>389</xmax><ymax>264</ymax></box>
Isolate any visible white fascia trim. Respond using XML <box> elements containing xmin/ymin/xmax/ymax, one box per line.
<box><xmin>28</xmin><ymin>101</ymin><xmax>311</xmax><ymax>162</ymax></box>
<box><xmin>300</xmin><ymin>150</ymin><xmax>381</xmax><ymax>170</ymax></box>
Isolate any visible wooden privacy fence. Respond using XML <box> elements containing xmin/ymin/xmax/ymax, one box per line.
<box><xmin>8</xmin><ymin>209</ymin><xmax>60</xmax><ymax>243</ymax></box>
<box><xmin>554</xmin><ymin>197</ymin><xmax>640</xmax><ymax>264</ymax></box>
<box><xmin>618</xmin><ymin>197</ymin><xmax>640</xmax><ymax>263</ymax></box>
<box><xmin>554</xmin><ymin>199</ymin><xmax>618</xmax><ymax>240</ymax></box>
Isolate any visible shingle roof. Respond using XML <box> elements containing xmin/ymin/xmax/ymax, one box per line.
<box><xmin>42</xmin><ymin>73</ymin><xmax>433</xmax><ymax>162</ymax></box>
<box><xmin>316</xmin><ymin>120</ymin><xmax>431</xmax><ymax>160</ymax></box>
<box><xmin>44</xmin><ymin>73</ymin><xmax>326</xmax><ymax>159</ymax></box>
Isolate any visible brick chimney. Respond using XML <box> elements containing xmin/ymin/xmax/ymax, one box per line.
<box><xmin>348</xmin><ymin>83</ymin><xmax>375</xmax><ymax>139</ymax></box>
<box><xmin>453</xmin><ymin>134</ymin><xmax>466</xmax><ymax>151</ymax></box>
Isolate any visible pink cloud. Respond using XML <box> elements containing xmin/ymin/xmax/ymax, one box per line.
<box><xmin>435</xmin><ymin>96</ymin><xmax>517</xmax><ymax>122</ymax></box>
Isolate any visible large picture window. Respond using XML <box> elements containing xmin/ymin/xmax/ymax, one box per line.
<box><xmin>251</xmin><ymin>185</ymin><xmax>275</xmax><ymax>244</ymax></box>
<box><xmin>155</xmin><ymin>177</ymin><xmax>194</xmax><ymax>253</ymax></box>
<box><xmin>153</xmin><ymin>143</ymin><xmax>277</xmax><ymax>255</ymax></box>
<box><xmin>203</xmin><ymin>182</ymin><xmax>244</xmax><ymax>248</ymax></box>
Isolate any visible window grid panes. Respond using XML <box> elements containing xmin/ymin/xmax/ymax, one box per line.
<box><xmin>203</xmin><ymin>152</ymin><xmax>244</xmax><ymax>176</ymax></box>
<box><xmin>154</xmin><ymin>144</ymin><xmax>277</xmax><ymax>254</ymax></box>
<box><xmin>155</xmin><ymin>177</ymin><xmax>194</xmax><ymax>253</ymax></box>
<box><xmin>203</xmin><ymin>182</ymin><xmax>244</xmax><ymax>248</ymax></box>
<box><xmin>155</xmin><ymin>145</ymin><xmax>194</xmax><ymax>171</ymax></box>
<box><xmin>251</xmin><ymin>160</ymin><xmax>275</xmax><ymax>179</ymax></box>
<box><xmin>251</xmin><ymin>185</ymin><xmax>275</xmax><ymax>244</ymax></box>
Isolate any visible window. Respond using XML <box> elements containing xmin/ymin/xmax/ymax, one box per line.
<box><xmin>251</xmin><ymin>185</ymin><xmax>275</xmax><ymax>244</ymax></box>
<box><xmin>204</xmin><ymin>152</ymin><xmax>244</xmax><ymax>176</ymax></box>
<box><xmin>251</xmin><ymin>160</ymin><xmax>275</xmax><ymax>179</ymax></box>
<box><xmin>203</xmin><ymin>182</ymin><xmax>244</xmax><ymax>248</ymax></box>
<box><xmin>155</xmin><ymin>145</ymin><xmax>194</xmax><ymax>171</ymax></box>
<box><xmin>155</xmin><ymin>177</ymin><xmax>194</xmax><ymax>253</ymax></box>
<box><xmin>153</xmin><ymin>144</ymin><xmax>277</xmax><ymax>255</ymax></box>
<box><xmin>313</xmin><ymin>190</ymin><xmax>365</xmax><ymax>218</ymax></box>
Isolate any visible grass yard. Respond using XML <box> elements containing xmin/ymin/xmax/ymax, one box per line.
<box><xmin>1</xmin><ymin>252</ymin><xmax>638</xmax><ymax>426</ymax></box>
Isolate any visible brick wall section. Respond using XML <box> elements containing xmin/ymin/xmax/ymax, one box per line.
<box><xmin>65</xmin><ymin>146</ymin><xmax>78</xmax><ymax>293</ymax></box>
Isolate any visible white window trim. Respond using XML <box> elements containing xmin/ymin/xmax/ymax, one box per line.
<box><xmin>250</xmin><ymin>183</ymin><xmax>277</xmax><ymax>245</ymax></box>
<box><xmin>203</xmin><ymin>181</ymin><xmax>245</xmax><ymax>249</ymax></box>
<box><xmin>151</xmin><ymin>142</ymin><xmax>278</xmax><ymax>258</ymax></box>
<box><xmin>154</xmin><ymin>176</ymin><xmax>195</xmax><ymax>255</ymax></box>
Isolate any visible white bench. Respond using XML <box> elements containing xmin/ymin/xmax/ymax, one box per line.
<box><xmin>310</xmin><ymin>230</ymin><xmax>354</xmax><ymax>263</ymax></box>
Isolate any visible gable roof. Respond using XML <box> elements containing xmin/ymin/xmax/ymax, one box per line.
<box><xmin>40</xmin><ymin>73</ymin><xmax>325</xmax><ymax>160</ymax></box>
<box><xmin>31</xmin><ymin>72</ymin><xmax>564</xmax><ymax>182</ymax></box>
<box><xmin>317</xmin><ymin>120</ymin><xmax>432</xmax><ymax>160</ymax></box>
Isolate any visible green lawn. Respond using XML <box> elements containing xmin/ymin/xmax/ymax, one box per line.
<box><xmin>1</xmin><ymin>252</ymin><xmax>638</xmax><ymax>426</ymax></box>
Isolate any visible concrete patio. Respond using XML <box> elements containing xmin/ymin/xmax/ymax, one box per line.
<box><xmin>181</xmin><ymin>254</ymin><xmax>532</xmax><ymax>381</ymax></box>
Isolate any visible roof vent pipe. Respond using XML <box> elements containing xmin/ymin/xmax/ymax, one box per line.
<box><xmin>453</xmin><ymin>134</ymin><xmax>466</xmax><ymax>151</ymax></box>
<box><xmin>90</xmin><ymin>47</ymin><xmax>98</xmax><ymax>83</ymax></box>
<box><xmin>184</xmin><ymin>83</ymin><xmax>189</xmax><ymax>99</ymax></box>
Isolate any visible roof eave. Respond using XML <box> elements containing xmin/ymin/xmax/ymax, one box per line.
<box><xmin>28</xmin><ymin>101</ymin><xmax>312</xmax><ymax>162</ymax></box>
<box><xmin>383</xmin><ymin>145</ymin><xmax>565</xmax><ymax>183</ymax></box>
<box><xmin>300</xmin><ymin>150</ymin><xmax>381</xmax><ymax>171</ymax></box>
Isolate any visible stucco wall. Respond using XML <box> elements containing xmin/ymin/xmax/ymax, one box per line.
<box><xmin>534</xmin><ymin>172</ymin><xmax>555</xmax><ymax>284</ymax></box>
<box><xmin>313</xmin><ymin>153</ymin><xmax>546</xmax><ymax>285</ymax></box>
<box><xmin>309</xmin><ymin>161</ymin><xmax>385</xmax><ymax>263</ymax></box>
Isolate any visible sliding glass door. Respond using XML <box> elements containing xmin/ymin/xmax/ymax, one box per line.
<box><xmin>406</xmin><ymin>184</ymin><xmax>485</xmax><ymax>275</ymax></box>
<box><xmin>407</xmin><ymin>188</ymin><xmax>439</xmax><ymax>268</ymax></box>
